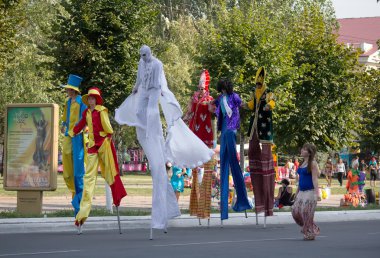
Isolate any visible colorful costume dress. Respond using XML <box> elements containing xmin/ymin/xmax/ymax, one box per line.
<box><xmin>345</xmin><ymin>168</ymin><xmax>364</xmax><ymax>207</ymax></box>
<box><xmin>215</xmin><ymin>92</ymin><xmax>252</xmax><ymax>220</ymax></box>
<box><xmin>72</xmin><ymin>88</ymin><xmax>127</xmax><ymax>225</ymax></box>
<box><xmin>61</xmin><ymin>74</ymin><xmax>87</xmax><ymax>216</ymax></box>
<box><xmin>247</xmin><ymin>67</ymin><xmax>276</xmax><ymax>217</ymax></box>
<box><xmin>184</xmin><ymin>70</ymin><xmax>216</xmax><ymax>219</ymax></box>
<box><xmin>346</xmin><ymin>169</ymin><xmax>361</xmax><ymax>195</ymax></box>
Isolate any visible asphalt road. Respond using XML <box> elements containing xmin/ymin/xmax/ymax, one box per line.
<box><xmin>0</xmin><ymin>220</ymin><xmax>379</xmax><ymax>258</ymax></box>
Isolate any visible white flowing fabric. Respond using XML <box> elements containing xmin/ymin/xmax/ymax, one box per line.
<box><xmin>115</xmin><ymin>54</ymin><xmax>213</xmax><ymax>229</ymax></box>
<box><xmin>115</xmin><ymin>65</ymin><xmax>214</xmax><ymax>169</ymax></box>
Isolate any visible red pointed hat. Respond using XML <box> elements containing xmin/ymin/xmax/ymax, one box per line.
<box><xmin>82</xmin><ymin>87</ymin><xmax>103</xmax><ymax>106</ymax></box>
<box><xmin>198</xmin><ymin>69</ymin><xmax>210</xmax><ymax>92</ymax></box>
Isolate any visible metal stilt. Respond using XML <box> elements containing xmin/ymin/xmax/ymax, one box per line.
<box><xmin>264</xmin><ymin>216</ymin><xmax>267</xmax><ymax>228</ymax></box>
<box><xmin>220</xmin><ymin>219</ymin><xmax>223</xmax><ymax>228</ymax></box>
<box><xmin>150</xmin><ymin>228</ymin><xmax>153</xmax><ymax>240</ymax></box>
<box><xmin>245</xmin><ymin>210</ymin><xmax>248</xmax><ymax>218</ymax></box>
<box><xmin>255</xmin><ymin>212</ymin><xmax>258</xmax><ymax>225</ymax></box>
<box><xmin>198</xmin><ymin>218</ymin><xmax>201</xmax><ymax>226</ymax></box>
<box><xmin>116</xmin><ymin>206</ymin><xmax>122</xmax><ymax>234</ymax></box>
<box><xmin>77</xmin><ymin>224</ymin><xmax>82</xmax><ymax>235</ymax></box>
<box><xmin>207</xmin><ymin>218</ymin><xmax>210</xmax><ymax>228</ymax></box>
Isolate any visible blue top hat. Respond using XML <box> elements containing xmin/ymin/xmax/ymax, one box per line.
<box><xmin>62</xmin><ymin>74</ymin><xmax>83</xmax><ymax>93</ymax></box>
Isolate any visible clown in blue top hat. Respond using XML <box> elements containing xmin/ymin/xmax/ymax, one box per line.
<box><xmin>62</xmin><ymin>74</ymin><xmax>83</xmax><ymax>93</ymax></box>
<box><xmin>60</xmin><ymin>73</ymin><xmax>87</xmax><ymax>219</ymax></box>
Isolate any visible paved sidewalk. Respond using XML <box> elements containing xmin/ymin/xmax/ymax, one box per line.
<box><xmin>0</xmin><ymin>193</ymin><xmax>343</xmax><ymax>213</ymax></box>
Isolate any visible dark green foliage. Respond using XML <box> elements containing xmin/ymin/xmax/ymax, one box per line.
<box><xmin>52</xmin><ymin>0</ymin><xmax>157</xmax><ymax>111</ymax></box>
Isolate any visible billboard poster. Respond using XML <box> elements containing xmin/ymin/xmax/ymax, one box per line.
<box><xmin>4</xmin><ymin>104</ymin><xmax>58</xmax><ymax>190</ymax></box>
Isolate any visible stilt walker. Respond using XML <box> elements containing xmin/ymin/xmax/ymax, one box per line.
<box><xmin>61</xmin><ymin>74</ymin><xmax>87</xmax><ymax>217</ymax></box>
<box><xmin>72</xmin><ymin>87</ymin><xmax>127</xmax><ymax>233</ymax></box>
<box><xmin>184</xmin><ymin>70</ymin><xmax>216</xmax><ymax>223</ymax></box>
<box><xmin>214</xmin><ymin>78</ymin><xmax>252</xmax><ymax>223</ymax></box>
<box><xmin>115</xmin><ymin>45</ymin><xmax>213</xmax><ymax>239</ymax></box>
<box><xmin>246</xmin><ymin>67</ymin><xmax>276</xmax><ymax>227</ymax></box>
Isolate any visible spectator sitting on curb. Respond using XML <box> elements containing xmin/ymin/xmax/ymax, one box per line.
<box><xmin>275</xmin><ymin>179</ymin><xmax>294</xmax><ymax>208</ymax></box>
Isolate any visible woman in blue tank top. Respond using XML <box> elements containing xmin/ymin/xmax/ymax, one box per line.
<box><xmin>292</xmin><ymin>143</ymin><xmax>321</xmax><ymax>240</ymax></box>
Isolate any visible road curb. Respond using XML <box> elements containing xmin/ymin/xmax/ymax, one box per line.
<box><xmin>0</xmin><ymin>210</ymin><xmax>379</xmax><ymax>234</ymax></box>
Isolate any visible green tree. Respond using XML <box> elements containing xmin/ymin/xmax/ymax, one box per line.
<box><xmin>0</xmin><ymin>0</ymin><xmax>26</xmax><ymax>76</ymax></box>
<box><xmin>199</xmin><ymin>0</ymin><xmax>363</xmax><ymax>153</ymax></box>
<box><xmin>156</xmin><ymin>0</ymin><xmax>214</xmax><ymax>20</ymax></box>
<box><xmin>0</xmin><ymin>0</ymin><xmax>60</xmax><ymax>142</ymax></box>
<box><xmin>52</xmin><ymin>0</ymin><xmax>157</xmax><ymax>112</ymax></box>
<box><xmin>153</xmin><ymin>15</ymin><xmax>207</xmax><ymax>109</ymax></box>
<box><xmin>51</xmin><ymin>0</ymin><xmax>158</xmax><ymax>149</ymax></box>
<box><xmin>357</xmin><ymin>68</ymin><xmax>380</xmax><ymax>154</ymax></box>
<box><xmin>275</xmin><ymin>1</ymin><xmax>362</xmax><ymax>152</ymax></box>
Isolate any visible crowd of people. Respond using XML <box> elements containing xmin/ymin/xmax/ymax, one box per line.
<box><xmin>322</xmin><ymin>155</ymin><xmax>378</xmax><ymax>189</ymax></box>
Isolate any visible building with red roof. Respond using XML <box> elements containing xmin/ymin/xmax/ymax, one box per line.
<box><xmin>337</xmin><ymin>17</ymin><xmax>380</xmax><ymax>69</ymax></box>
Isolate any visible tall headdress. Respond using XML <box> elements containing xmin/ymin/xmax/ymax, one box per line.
<box><xmin>255</xmin><ymin>67</ymin><xmax>266</xmax><ymax>85</ymax></box>
<box><xmin>198</xmin><ymin>69</ymin><xmax>210</xmax><ymax>92</ymax></box>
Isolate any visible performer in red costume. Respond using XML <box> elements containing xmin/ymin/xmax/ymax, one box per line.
<box><xmin>185</xmin><ymin>69</ymin><xmax>214</xmax><ymax>146</ymax></box>
<box><xmin>184</xmin><ymin>69</ymin><xmax>216</xmax><ymax>223</ymax></box>
<box><xmin>71</xmin><ymin>87</ymin><xmax>127</xmax><ymax>233</ymax></box>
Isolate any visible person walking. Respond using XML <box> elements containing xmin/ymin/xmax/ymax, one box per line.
<box><xmin>369</xmin><ymin>156</ymin><xmax>378</xmax><ymax>188</ymax></box>
<box><xmin>294</xmin><ymin>158</ymin><xmax>300</xmax><ymax>174</ymax></box>
<box><xmin>336</xmin><ymin>158</ymin><xmax>346</xmax><ymax>187</ymax></box>
<box><xmin>324</xmin><ymin>158</ymin><xmax>333</xmax><ymax>187</ymax></box>
<box><xmin>292</xmin><ymin>143</ymin><xmax>320</xmax><ymax>240</ymax></box>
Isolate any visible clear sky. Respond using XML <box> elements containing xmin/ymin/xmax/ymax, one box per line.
<box><xmin>332</xmin><ymin>0</ymin><xmax>380</xmax><ymax>18</ymax></box>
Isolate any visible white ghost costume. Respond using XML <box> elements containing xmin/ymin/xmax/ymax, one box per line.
<box><xmin>115</xmin><ymin>45</ymin><xmax>214</xmax><ymax>229</ymax></box>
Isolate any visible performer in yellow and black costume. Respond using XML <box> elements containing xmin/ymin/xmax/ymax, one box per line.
<box><xmin>246</xmin><ymin>67</ymin><xmax>276</xmax><ymax>217</ymax></box>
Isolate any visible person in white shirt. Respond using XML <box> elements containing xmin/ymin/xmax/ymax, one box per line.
<box><xmin>336</xmin><ymin>158</ymin><xmax>346</xmax><ymax>186</ymax></box>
